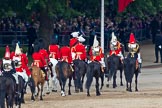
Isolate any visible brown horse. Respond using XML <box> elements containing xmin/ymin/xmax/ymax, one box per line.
<box><xmin>30</xmin><ymin>66</ymin><xmax>45</xmax><ymax>100</ymax></box>
<box><xmin>55</xmin><ymin>61</ymin><xmax>73</xmax><ymax>96</ymax></box>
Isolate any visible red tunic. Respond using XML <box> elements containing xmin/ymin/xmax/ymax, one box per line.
<box><xmin>89</xmin><ymin>46</ymin><xmax>104</xmax><ymax>62</ymax></box>
<box><xmin>21</xmin><ymin>53</ymin><xmax>31</xmax><ymax>76</ymax></box>
<box><xmin>32</xmin><ymin>52</ymin><xmax>47</xmax><ymax>68</ymax></box>
<box><xmin>69</xmin><ymin>38</ymin><xmax>78</xmax><ymax>48</ymax></box>
<box><xmin>74</xmin><ymin>43</ymin><xmax>87</xmax><ymax>60</ymax></box>
<box><xmin>60</xmin><ymin>46</ymin><xmax>72</xmax><ymax>63</ymax></box>
<box><xmin>48</xmin><ymin>44</ymin><xmax>60</xmax><ymax>59</ymax></box>
<box><xmin>109</xmin><ymin>41</ymin><xmax>122</xmax><ymax>56</ymax></box>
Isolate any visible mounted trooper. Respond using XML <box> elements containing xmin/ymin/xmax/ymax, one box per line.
<box><xmin>12</xmin><ymin>43</ymin><xmax>28</xmax><ymax>84</ymax></box>
<box><xmin>89</xmin><ymin>35</ymin><xmax>105</xmax><ymax>72</ymax></box>
<box><xmin>128</xmin><ymin>33</ymin><xmax>142</xmax><ymax>72</ymax></box>
<box><xmin>109</xmin><ymin>32</ymin><xmax>124</xmax><ymax>61</ymax></box>
<box><xmin>1</xmin><ymin>45</ymin><xmax>19</xmax><ymax>88</ymax></box>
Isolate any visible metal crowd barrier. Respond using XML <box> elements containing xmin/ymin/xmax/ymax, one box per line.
<box><xmin>0</xmin><ymin>29</ymin><xmax>148</xmax><ymax>48</ymax></box>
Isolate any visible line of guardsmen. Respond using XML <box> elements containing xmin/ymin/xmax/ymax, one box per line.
<box><xmin>0</xmin><ymin>31</ymin><xmax>142</xmax><ymax>89</ymax></box>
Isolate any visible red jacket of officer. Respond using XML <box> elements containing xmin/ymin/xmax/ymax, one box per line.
<box><xmin>60</xmin><ymin>46</ymin><xmax>72</xmax><ymax>64</ymax></box>
<box><xmin>32</xmin><ymin>52</ymin><xmax>47</xmax><ymax>68</ymax></box>
<box><xmin>49</xmin><ymin>44</ymin><xmax>60</xmax><ymax>60</ymax></box>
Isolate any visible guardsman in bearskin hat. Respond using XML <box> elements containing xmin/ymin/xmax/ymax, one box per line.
<box><xmin>32</xmin><ymin>42</ymin><xmax>48</xmax><ymax>80</ymax></box>
<box><xmin>74</xmin><ymin>35</ymin><xmax>87</xmax><ymax>61</ymax></box>
<box><xmin>48</xmin><ymin>38</ymin><xmax>60</xmax><ymax>60</ymax></box>
<box><xmin>60</xmin><ymin>36</ymin><xmax>73</xmax><ymax>70</ymax></box>
<box><xmin>1</xmin><ymin>45</ymin><xmax>19</xmax><ymax>86</ymax></box>
<box><xmin>128</xmin><ymin>33</ymin><xmax>142</xmax><ymax>72</ymax></box>
<box><xmin>89</xmin><ymin>35</ymin><xmax>105</xmax><ymax>72</ymax></box>
<box><xmin>12</xmin><ymin>43</ymin><xmax>28</xmax><ymax>84</ymax></box>
<box><xmin>109</xmin><ymin>32</ymin><xmax>124</xmax><ymax>60</ymax></box>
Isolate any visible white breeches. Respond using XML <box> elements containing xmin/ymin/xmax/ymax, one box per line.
<box><xmin>12</xmin><ymin>72</ymin><xmax>19</xmax><ymax>84</ymax></box>
<box><xmin>137</xmin><ymin>53</ymin><xmax>142</xmax><ymax>63</ymax></box>
<box><xmin>117</xmin><ymin>52</ymin><xmax>124</xmax><ymax>60</ymax></box>
<box><xmin>17</xmin><ymin>70</ymin><xmax>28</xmax><ymax>83</ymax></box>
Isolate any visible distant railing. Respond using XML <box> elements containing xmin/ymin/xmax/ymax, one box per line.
<box><xmin>0</xmin><ymin>29</ymin><xmax>148</xmax><ymax>49</ymax></box>
<box><xmin>0</xmin><ymin>31</ymin><xmax>28</xmax><ymax>46</ymax></box>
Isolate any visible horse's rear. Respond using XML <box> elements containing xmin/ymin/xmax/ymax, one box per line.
<box><xmin>0</xmin><ymin>76</ymin><xmax>6</xmax><ymax>108</ymax></box>
<box><xmin>106</xmin><ymin>54</ymin><xmax>124</xmax><ymax>88</ymax></box>
<box><xmin>0</xmin><ymin>76</ymin><xmax>15</xmax><ymax>108</ymax></box>
<box><xmin>31</xmin><ymin>66</ymin><xmax>45</xmax><ymax>100</ymax></box>
<box><xmin>73</xmin><ymin>59</ymin><xmax>87</xmax><ymax>92</ymax></box>
<box><xmin>55</xmin><ymin>61</ymin><xmax>73</xmax><ymax>96</ymax></box>
<box><xmin>123</xmin><ymin>57</ymin><xmax>138</xmax><ymax>92</ymax></box>
<box><xmin>86</xmin><ymin>61</ymin><xmax>102</xmax><ymax>96</ymax></box>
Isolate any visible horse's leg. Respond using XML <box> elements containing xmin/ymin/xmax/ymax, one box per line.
<box><xmin>106</xmin><ymin>76</ymin><xmax>110</xmax><ymax>88</ymax></box>
<box><xmin>40</xmin><ymin>83</ymin><xmax>44</xmax><ymax>100</ymax></box>
<box><xmin>80</xmin><ymin>74</ymin><xmax>85</xmax><ymax>92</ymax></box>
<box><xmin>120</xmin><ymin>69</ymin><xmax>124</xmax><ymax>86</ymax></box>
<box><xmin>46</xmin><ymin>80</ymin><xmax>50</xmax><ymax>94</ymax></box>
<box><xmin>29</xmin><ymin>78</ymin><xmax>35</xmax><ymax>101</ymax></box>
<box><xmin>95</xmin><ymin>77</ymin><xmax>101</xmax><ymax>96</ymax></box>
<box><xmin>52</xmin><ymin>75</ymin><xmax>58</xmax><ymax>92</ymax></box>
<box><xmin>61</xmin><ymin>80</ymin><xmax>66</xmax><ymax>97</ymax></box>
<box><xmin>68</xmin><ymin>76</ymin><xmax>72</xmax><ymax>95</ymax></box>
<box><xmin>135</xmin><ymin>72</ymin><xmax>139</xmax><ymax>91</ymax></box>
<box><xmin>113</xmin><ymin>71</ymin><xmax>117</xmax><ymax>88</ymax></box>
<box><xmin>129</xmin><ymin>82</ymin><xmax>132</xmax><ymax>92</ymax></box>
<box><xmin>37</xmin><ymin>85</ymin><xmax>40</xmax><ymax>97</ymax></box>
<box><xmin>126</xmin><ymin>82</ymin><xmax>129</xmax><ymax>91</ymax></box>
<box><xmin>100</xmin><ymin>72</ymin><xmax>104</xmax><ymax>90</ymax></box>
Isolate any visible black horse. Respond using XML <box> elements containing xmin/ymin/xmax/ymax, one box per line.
<box><xmin>73</xmin><ymin>59</ymin><xmax>87</xmax><ymax>92</ymax></box>
<box><xmin>86</xmin><ymin>61</ymin><xmax>103</xmax><ymax>96</ymax></box>
<box><xmin>106</xmin><ymin>54</ymin><xmax>124</xmax><ymax>88</ymax></box>
<box><xmin>0</xmin><ymin>75</ymin><xmax>15</xmax><ymax>108</ymax></box>
<box><xmin>123</xmin><ymin>55</ymin><xmax>139</xmax><ymax>92</ymax></box>
<box><xmin>55</xmin><ymin>61</ymin><xmax>73</xmax><ymax>96</ymax></box>
<box><xmin>15</xmin><ymin>75</ymin><xmax>26</xmax><ymax>108</ymax></box>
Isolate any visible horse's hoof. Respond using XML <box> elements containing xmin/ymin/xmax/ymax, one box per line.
<box><xmin>46</xmin><ymin>92</ymin><xmax>50</xmax><ymax>94</ymax></box>
<box><xmin>68</xmin><ymin>92</ymin><xmax>71</xmax><ymax>95</ymax></box>
<box><xmin>100</xmin><ymin>88</ymin><xmax>102</xmax><ymax>90</ymax></box>
<box><xmin>61</xmin><ymin>93</ymin><xmax>66</xmax><ymax>97</ymax></box>
<box><xmin>126</xmin><ymin>88</ymin><xmax>129</xmax><ymax>91</ymax></box>
<box><xmin>113</xmin><ymin>85</ymin><xmax>117</xmax><ymax>88</ymax></box>
<box><xmin>96</xmin><ymin>92</ymin><xmax>101</xmax><ymax>96</ymax></box>
<box><xmin>21</xmin><ymin>100</ymin><xmax>25</xmax><ymax>104</ymax></box>
<box><xmin>40</xmin><ymin>97</ymin><xmax>43</xmax><ymax>100</ymax></box>
<box><xmin>80</xmin><ymin>89</ymin><xmax>83</xmax><ymax>92</ymax></box>
<box><xmin>106</xmin><ymin>84</ymin><xmax>109</xmax><ymax>88</ymax></box>
<box><xmin>120</xmin><ymin>83</ymin><xmax>124</xmax><ymax>86</ymax></box>
<box><xmin>75</xmin><ymin>89</ymin><xmax>79</xmax><ymax>93</ymax></box>
<box><xmin>87</xmin><ymin>94</ymin><xmax>90</xmax><ymax>97</ymax></box>
<box><xmin>135</xmin><ymin>89</ymin><xmax>138</xmax><ymax>92</ymax></box>
<box><xmin>52</xmin><ymin>90</ymin><xmax>57</xmax><ymax>92</ymax></box>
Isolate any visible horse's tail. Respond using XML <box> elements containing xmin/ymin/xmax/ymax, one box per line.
<box><xmin>0</xmin><ymin>78</ymin><xmax>6</xmax><ymax>108</ymax></box>
<box><xmin>124</xmin><ymin>58</ymin><xmax>135</xmax><ymax>83</ymax></box>
<box><xmin>85</xmin><ymin>63</ymin><xmax>94</xmax><ymax>89</ymax></box>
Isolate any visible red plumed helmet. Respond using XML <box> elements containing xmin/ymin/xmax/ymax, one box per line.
<box><xmin>129</xmin><ymin>33</ymin><xmax>136</xmax><ymax>44</ymax></box>
<box><xmin>4</xmin><ymin>45</ymin><xmax>11</xmax><ymax>59</ymax></box>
